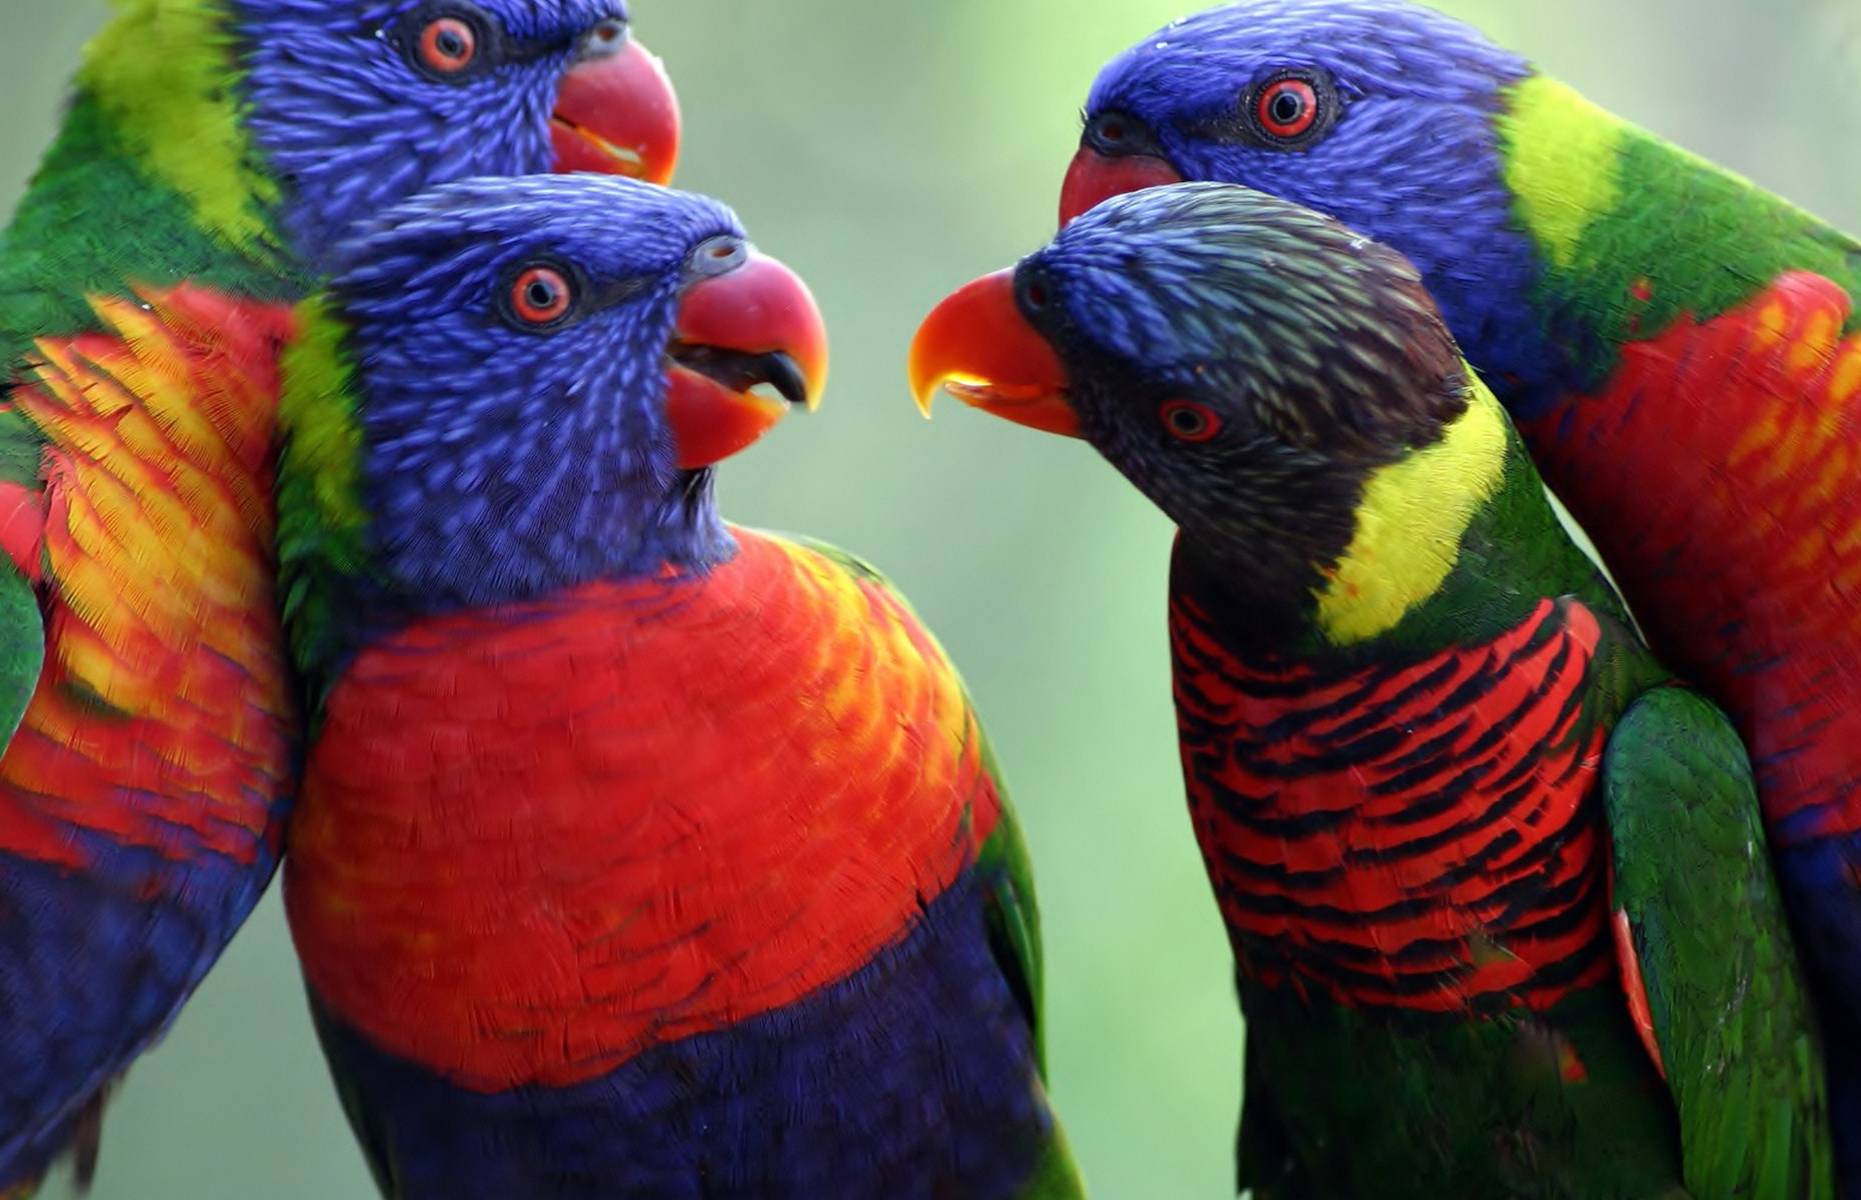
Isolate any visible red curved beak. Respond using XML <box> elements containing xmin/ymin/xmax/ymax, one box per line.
<box><xmin>909</xmin><ymin>269</ymin><xmax>1077</xmax><ymax>438</ymax></box>
<box><xmin>1059</xmin><ymin>145</ymin><xmax>1183</xmax><ymax>227</ymax></box>
<box><xmin>551</xmin><ymin>38</ymin><xmax>681</xmax><ymax>185</ymax></box>
<box><xmin>666</xmin><ymin>252</ymin><xmax>829</xmax><ymax>470</ymax></box>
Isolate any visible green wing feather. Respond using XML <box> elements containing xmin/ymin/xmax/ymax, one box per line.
<box><xmin>971</xmin><ymin>724</ymin><xmax>1047</xmax><ymax>1072</ymax></box>
<box><xmin>1602</xmin><ymin>685</ymin><xmax>1835</xmax><ymax>1200</ymax></box>
<box><xmin>0</xmin><ymin>561</ymin><xmax>44</xmax><ymax>750</ymax></box>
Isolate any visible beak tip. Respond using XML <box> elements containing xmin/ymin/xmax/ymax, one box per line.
<box><xmin>908</xmin><ymin>272</ymin><xmax>1073</xmax><ymax>435</ymax></box>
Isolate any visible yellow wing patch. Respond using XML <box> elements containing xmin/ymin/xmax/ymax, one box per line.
<box><xmin>1316</xmin><ymin>372</ymin><xmax>1509</xmax><ymax>646</ymax></box>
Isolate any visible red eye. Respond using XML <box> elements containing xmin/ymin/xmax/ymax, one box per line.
<box><xmin>510</xmin><ymin>266</ymin><xmax>573</xmax><ymax>326</ymax></box>
<box><xmin>418</xmin><ymin>17</ymin><xmax>479</xmax><ymax>74</ymax></box>
<box><xmin>1160</xmin><ymin>400</ymin><xmax>1222</xmax><ymax>443</ymax></box>
<box><xmin>1255</xmin><ymin>77</ymin><xmax>1319</xmax><ymax>140</ymax></box>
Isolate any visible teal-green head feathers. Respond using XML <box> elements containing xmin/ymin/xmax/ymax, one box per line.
<box><xmin>913</xmin><ymin>182</ymin><xmax>1594</xmax><ymax>651</ymax></box>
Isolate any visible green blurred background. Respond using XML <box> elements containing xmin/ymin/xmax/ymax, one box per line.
<box><xmin>2</xmin><ymin>1</ymin><xmax>1857</xmax><ymax>1196</ymax></box>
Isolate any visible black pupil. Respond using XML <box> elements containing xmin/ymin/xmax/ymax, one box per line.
<box><xmin>1023</xmin><ymin>281</ymin><xmax>1048</xmax><ymax>310</ymax></box>
<box><xmin>1172</xmin><ymin>407</ymin><xmax>1205</xmax><ymax>433</ymax></box>
<box><xmin>1102</xmin><ymin>120</ymin><xmax>1125</xmax><ymax>142</ymax></box>
<box><xmin>1271</xmin><ymin>90</ymin><xmax>1304</xmax><ymax>124</ymax></box>
<box><xmin>437</xmin><ymin>28</ymin><xmax>466</xmax><ymax>57</ymax></box>
<box><xmin>527</xmin><ymin>280</ymin><xmax>558</xmax><ymax>310</ymax></box>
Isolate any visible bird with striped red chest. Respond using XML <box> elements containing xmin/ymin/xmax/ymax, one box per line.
<box><xmin>1060</xmin><ymin>5</ymin><xmax>1861</xmax><ymax>1181</ymax></box>
<box><xmin>913</xmin><ymin>182</ymin><xmax>1832</xmax><ymax>1199</ymax></box>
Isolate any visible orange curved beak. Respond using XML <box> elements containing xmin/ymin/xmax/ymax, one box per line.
<box><xmin>908</xmin><ymin>268</ymin><xmax>1078</xmax><ymax>438</ymax></box>
<box><xmin>666</xmin><ymin>252</ymin><xmax>829</xmax><ymax>470</ymax></box>
<box><xmin>1059</xmin><ymin>145</ymin><xmax>1183</xmax><ymax>227</ymax></box>
<box><xmin>551</xmin><ymin>38</ymin><xmax>682</xmax><ymax>185</ymax></box>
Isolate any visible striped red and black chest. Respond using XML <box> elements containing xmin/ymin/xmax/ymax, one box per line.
<box><xmin>1169</xmin><ymin>586</ymin><xmax>1617</xmax><ymax>1015</ymax></box>
<box><xmin>286</xmin><ymin>529</ymin><xmax>1005</xmax><ymax>1093</ymax></box>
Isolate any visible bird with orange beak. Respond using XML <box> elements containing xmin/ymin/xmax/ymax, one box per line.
<box><xmin>912</xmin><ymin>182</ymin><xmax>1832</xmax><ymax>1199</ymax></box>
<box><xmin>0</xmin><ymin>2</ymin><xmax>678</xmax><ymax>1189</ymax></box>
<box><xmin>279</xmin><ymin>174</ymin><xmax>1083</xmax><ymax>1200</ymax></box>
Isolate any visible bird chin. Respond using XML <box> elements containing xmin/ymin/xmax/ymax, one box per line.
<box><xmin>662</xmin><ymin>364</ymin><xmax>791</xmax><ymax>471</ymax></box>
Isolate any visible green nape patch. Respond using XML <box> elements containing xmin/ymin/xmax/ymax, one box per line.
<box><xmin>0</xmin><ymin>93</ymin><xmax>302</xmax><ymax>372</ymax></box>
<box><xmin>279</xmin><ymin>293</ymin><xmax>368</xmax><ymax>543</ymax></box>
<box><xmin>276</xmin><ymin>292</ymin><xmax>372</xmax><ymax>687</ymax></box>
<box><xmin>1498</xmin><ymin>72</ymin><xmax>1861</xmax><ymax>389</ymax></box>
<box><xmin>1348</xmin><ymin>405</ymin><xmax>1630</xmax><ymax>661</ymax></box>
<box><xmin>0</xmin><ymin>410</ymin><xmax>47</xmax><ymax>493</ymax></box>
<box><xmin>0</xmin><ymin>567</ymin><xmax>44</xmax><ymax>748</ymax></box>
<box><xmin>80</xmin><ymin>0</ymin><xmax>281</xmax><ymax>257</ymax></box>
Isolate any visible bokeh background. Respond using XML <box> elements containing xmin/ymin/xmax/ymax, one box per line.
<box><xmin>2</xmin><ymin>1</ymin><xmax>1858</xmax><ymax>1196</ymax></box>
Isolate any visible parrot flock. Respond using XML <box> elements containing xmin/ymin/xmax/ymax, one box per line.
<box><xmin>0</xmin><ymin>0</ymin><xmax>1852</xmax><ymax>1197</ymax></box>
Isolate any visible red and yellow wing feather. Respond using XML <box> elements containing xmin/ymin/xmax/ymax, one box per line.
<box><xmin>0</xmin><ymin>284</ymin><xmax>294</xmax><ymax>872</ymax></box>
<box><xmin>1527</xmin><ymin>271</ymin><xmax>1861</xmax><ymax>841</ymax></box>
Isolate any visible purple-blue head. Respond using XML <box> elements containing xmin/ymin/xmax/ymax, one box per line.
<box><xmin>299</xmin><ymin>175</ymin><xmax>827</xmax><ymax>620</ymax></box>
<box><xmin>1062</xmin><ymin>1</ymin><xmax>1551</xmax><ymax>399</ymax></box>
<box><xmin>211</xmin><ymin>0</ymin><xmax>680</xmax><ymax>260</ymax></box>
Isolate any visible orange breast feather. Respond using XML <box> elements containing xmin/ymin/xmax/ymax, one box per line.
<box><xmin>287</xmin><ymin>531</ymin><xmax>1002</xmax><ymax>1091</ymax></box>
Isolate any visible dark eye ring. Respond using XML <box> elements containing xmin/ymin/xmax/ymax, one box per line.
<box><xmin>1160</xmin><ymin>399</ymin><xmax>1222</xmax><ymax>443</ymax></box>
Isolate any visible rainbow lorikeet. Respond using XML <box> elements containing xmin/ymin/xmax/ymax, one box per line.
<box><xmin>274</xmin><ymin>174</ymin><xmax>1082</xmax><ymax>1200</ymax></box>
<box><xmin>1058</xmin><ymin>1</ymin><xmax>1861</xmax><ymax>1181</ymax></box>
<box><xmin>0</xmin><ymin>2</ymin><xmax>676</xmax><ymax>1188</ymax></box>
<box><xmin>913</xmin><ymin>182</ymin><xmax>1832</xmax><ymax>1199</ymax></box>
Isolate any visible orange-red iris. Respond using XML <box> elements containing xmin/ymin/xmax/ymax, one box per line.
<box><xmin>510</xmin><ymin>266</ymin><xmax>573</xmax><ymax>326</ymax></box>
<box><xmin>1256</xmin><ymin>78</ymin><xmax>1319</xmax><ymax>139</ymax></box>
<box><xmin>418</xmin><ymin>17</ymin><xmax>478</xmax><ymax>74</ymax></box>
